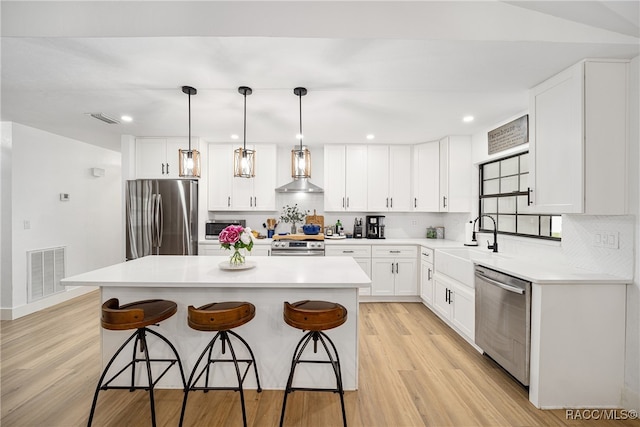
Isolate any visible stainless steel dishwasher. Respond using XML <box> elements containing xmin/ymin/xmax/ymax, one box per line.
<box><xmin>475</xmin><ymin>265</ymin><xmax>531</xmax><ymax>386</ymax></box>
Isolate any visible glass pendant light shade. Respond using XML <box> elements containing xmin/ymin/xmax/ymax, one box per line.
<box><xmin>234</xmin><ymin>147</ymin><xmax>256</xmax><ymax>178</ymax></box>
<box><xmin>234</xmin><ymin>86</ymin><xmax>255</xmax><ymax>178</ymax></box>
<box><xmin>291</xmin><ymin>146</ymin><xmax>311</xmax><ymax>178</ymax></box>
<box><xmin>179</xmin><ymin>148</ymin><xmax>201</xmax><ymax>177</ymax></box>
<box><xmin>179</xmin><ymin>85</ymin><xmax>200</xmax><ymax>178</ymax></box>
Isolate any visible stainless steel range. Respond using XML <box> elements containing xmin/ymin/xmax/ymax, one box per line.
<box><xmin>271</xmin><ymin>235</ymin><xmax>325</xmax><ymax>256</ymax></box>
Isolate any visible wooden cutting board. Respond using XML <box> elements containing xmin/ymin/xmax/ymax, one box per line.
<box><xmin>305</xmin><ymin>209</ymin><xmax>324</xmax><ymax>229</ymax></box>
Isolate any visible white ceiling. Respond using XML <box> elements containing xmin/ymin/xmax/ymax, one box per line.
<box><xmin>2</xmin><ymin>1</ymin><xmax>639</xmax><ymax>152</ymax></box>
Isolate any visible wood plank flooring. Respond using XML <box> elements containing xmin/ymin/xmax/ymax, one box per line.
<box><xmin>1</xmin><ymin>291</ymin><xmax>636</xmax><ymax>426</ymax></box>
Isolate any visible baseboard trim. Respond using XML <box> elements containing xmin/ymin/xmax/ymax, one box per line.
<box><xmin>0</xmin><ymin>286</ymin><xmax>98</xmax><ymax>320</ymax></box>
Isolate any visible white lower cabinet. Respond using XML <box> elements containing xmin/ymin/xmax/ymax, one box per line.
<box><xmin>433</xmin><ymin>273</ymin><xmax>475</xmax><ymax>341</ymax></box>
<box><xmin>371</xmin><ymin>246</ymin><xmax>418</xmax><ymax>296</ymax></box>
<box><xmin>420</xmin><ymin>248</ymin><xmax>434</xmax><ymax>306</ymax></box>
<box><xmin>326</xmin><ymin>245</ymin><xmax>372</xmax><ymax>296</ymax></box>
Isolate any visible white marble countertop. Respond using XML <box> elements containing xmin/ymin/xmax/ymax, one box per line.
<box><xmin>198</xmin><ymin>238</ymin><xmax>629</xmax><ymax>285</ymax></box>
<box><xmin>61</xmin><ymin>255</ymin><xmax>372</xmax><ymax>288</ymax></box>
<box><xmin>471</xmin><ymin>256</ymin><xmax>629</xmax><ymax>284</ymax></box>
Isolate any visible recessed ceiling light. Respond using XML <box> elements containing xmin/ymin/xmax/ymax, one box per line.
<box><xmin>463</xmin><ymin>116</ymin><xmax>474</xmax><ymax>123</ymax></box>
<box><xmin>366</xmin><ymin>134</ymin><xmax>375</xmax><ymax>140</ymax></box>
<box><xmin>231</xmin><ymin>134</ymin><xmax>239</xmax><ymax>140</ymax></box>
<box><xmin>121</xmin><ymin>115</ymin><xmax>133</xmax><ymax>122</ymax></box>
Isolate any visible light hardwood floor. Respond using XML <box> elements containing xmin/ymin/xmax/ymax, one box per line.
<box><xmin>1</xmin><ymin>291</ymin><xmax>636</xmax><ymax>426</ymax></box>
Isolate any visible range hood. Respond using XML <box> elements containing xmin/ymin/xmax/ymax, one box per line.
<box><xmin>275</xmin><ymin>178</ymin><xmax>323</xmax><ymax>193</ymax></box>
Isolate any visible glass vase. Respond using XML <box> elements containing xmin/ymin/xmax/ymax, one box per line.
<box><xmin>291</xmin><ymin>223</ymin><xmax>297</xmax><ymax>234</ymax></box>
<box><xmin>229</xmin><ymin>248</ymin><xmax>246</xmax><ymax>266</ymax></box>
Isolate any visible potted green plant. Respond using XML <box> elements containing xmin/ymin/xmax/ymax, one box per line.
<box><xmin>280</xmin><ymin>204</ymin><xmax>307</xmax><ymax>234</ymax></box>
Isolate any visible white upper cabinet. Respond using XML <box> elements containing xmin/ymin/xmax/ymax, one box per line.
<box><xmin>439</xmin><ymin>136</ymin><xmax>472</xmax><ymax>212</ymax></box>
<box><xmin>136</xmin><ymin>137</ymin><xmax>198</xmax><ymax>179</ymax></box>
<box><xmin>367</xmin><ymin>145</ymin><xmax>412</xmax><ymax>211</ymax></box>
<box><xmin>412</xmin><ymin>141</ymin><xmax>440</xmax><ymax>212</ymax></box>
<box><xmin>207</xmin><ymin>143</ymin><xmax>277</xmax><ymax>211</ymax></box>
<box><xmin>324</xmin><ymin>145</ymin><xmax>367</xmax><ymax>211</ymax></box>
<box><xmin>529</xmin><ymin>59</ymin><xmax>628</xmax><ymax>214</ymax></box>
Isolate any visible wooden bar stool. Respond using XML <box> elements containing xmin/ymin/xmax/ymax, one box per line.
<box><xmin>87</xmin><ymin>298</ymin><xmax>186</xmax><ymax>427</ymax></box>
<box><xmin>179</xmin><ymin>302</ymin><xmax>262</xmax><ymax>427</ymax></box>
<box><xmin>280</xmin><ymin>300</ymin><xmax>348</xmax><ymax>427</ymax></box>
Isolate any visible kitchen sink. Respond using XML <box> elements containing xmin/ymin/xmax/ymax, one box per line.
<box><xmin>435</xmin><ymin>248</ymin><xmax>508</xmax><ymax>287</ymax></box>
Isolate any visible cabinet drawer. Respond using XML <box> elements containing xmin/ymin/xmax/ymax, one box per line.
<box><xmin>372</xmin><ymin>245</ymin><xmax>417</xmax><ymax>258</ymax></box>
<box><xmin>420</xmin><ymin>247</ymin><xmax>434</xmax><ymax>262</ymax></box>
<box><xmin>326</xmin><ymin>245</ymin><xmax>371</xmax><ymax>257</ymax></box>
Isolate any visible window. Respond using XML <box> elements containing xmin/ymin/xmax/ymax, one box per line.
<box><xmin>479</xmin><ymin>152</ymin><xmax>561</xmax><ymax>240</ymax></box>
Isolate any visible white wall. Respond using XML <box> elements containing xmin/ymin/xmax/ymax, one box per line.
<box><xmin>624</xmin><ymin>55</ymin><xmax>640</xmax><ymax>412</ymax></box>
<box><xmin>1</xmin><ymin>123</ymin><xmax>14</xmax><ymax>308</ymax></box>
<box><xmin>1</xmin><ymin>123</ymin><xmax>123</xmax><ymax>319</ymax></box>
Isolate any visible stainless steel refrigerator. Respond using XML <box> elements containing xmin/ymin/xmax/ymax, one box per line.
<box><xmin>126</xmin><ymin>179</ymin><xmax>198</xmax><ymax>260</ymax></box>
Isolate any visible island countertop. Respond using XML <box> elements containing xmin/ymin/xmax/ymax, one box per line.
<box><xmin>62</xmin><ymin>255</ymin><xmax>372</xmax><ymax>289</ymax></box>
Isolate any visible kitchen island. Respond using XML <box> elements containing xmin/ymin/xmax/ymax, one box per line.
<box><xmin>61</xmin><ymin>255</ymin><xmax>371</xmax><ymax>390</ymax></box>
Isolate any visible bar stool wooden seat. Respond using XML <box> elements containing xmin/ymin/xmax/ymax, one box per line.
<box><xmin>179</xmin><ymin>302</ymin><xmax>261</xmax><ymax>427</ymax></box>
<box><xmin>88</xmin><ymin>298</ymin><xmax>186</xmax><ymax>427</ymax></box>
<box><xmin>280</xmin><ymin>300</ymin><xmax>348</xmax><ymax>427</ymax></box>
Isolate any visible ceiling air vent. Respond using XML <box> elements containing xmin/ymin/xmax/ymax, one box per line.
<box><xmin>87</xmin><ymin>113</ymin><xmax>120</xmax><ymax>124</ymax></box>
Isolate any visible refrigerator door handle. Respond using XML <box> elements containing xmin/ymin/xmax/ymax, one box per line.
<box><xmin>157</xmin><ymin>194</ymin><xmax>164</xmax><ymax>247</ymax></box>
<box><xmin>150</xmin><ymin>194</ymin><xmax>158</xmax><ymax>247</ymax></box>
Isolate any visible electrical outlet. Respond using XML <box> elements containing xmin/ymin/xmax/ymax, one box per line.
<box><xmin>411</xmin><ymin>220</ymin><xmax>417</xmax><ymax>226</ymax></box>
<box><xmin>604</xmin><ymin>231</ymin><xmax>619</xmax><ymax>249</ymax></box>
<box><xmin>593</xmin><ymin>232</ymin><xmax>603</xmax><ymax>247</ymax></box>
<box><xmin>23</xmin><ymin>220</ymin><xmax>30</xmax><ymax>230</ymax></box>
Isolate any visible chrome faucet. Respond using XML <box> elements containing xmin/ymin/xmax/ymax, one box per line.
<box><xmin>472</xmin><ymin>215</ymin><xmax>498</xmax><ymax>253</ymax></box>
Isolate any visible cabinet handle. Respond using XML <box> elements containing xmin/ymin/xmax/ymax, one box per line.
<box><xmin>390</xmin><ymin>250</ymin><xmax>401</xmax><ymax>254</ymax></box>
<box><xmin>166</xmin><ymin>163</ymin><xmax>169</xmax><ymax>175</ymax></box>
<box><xmin>421</xmin><ymin>252</ymin><xmax>429</xmax><ymax>257</ymax></box>
<box><xmin>527</xmin><ymin>187</ymin><xmax>533</xmax><ymax>206</ymax></box>
<box><xmin>391</xmin><ymin>263</ymin><xmax>395</xmax><ymax>274</ymax></box>
<box><xmin>386</xmin><ymin>198</ymin><xmax>389</xmax><ymax>208</ymax></box>
<box><xmin>228</xmin><ymin>196</ymin><xmax>231</xmax><ymax>207</ymax></box>
<box><xmin>428</xmin><ymin>268</ymin><xmax>432</xmax><ymax>281</ymax></box>
<box><xmin>343</xmin><ymin>250</ymin><xmax>354</xmax><ymax>253</ymax></box>
<box><xmin>250</xmin><ymin>197</ymin><xmax>253</xmax><ymax>207</ymax></box>
<box><xmin>414</xmin><ymin>198</ymin><xmax>417</xmax><ymax>208</ymax></box>
<box><xmin>445</xmin><ymin>288</ymin><xmax>450</xmax><ymax>303</ymax></box>
<box><xmin>347</xmin><ymin>197</ymin><xmax>350</xmax><ymax>208</ymax></box>
<box><xmin>162</xmin><ymin>163</ymin><xmax>165</xmax><ymax>174</ymax></box>
<box><xmin>396</xmin><ymin>262</ymin><xmax>399</xmax><ymax>274</ymax></box>
<box><xmin>254</xmin><ymin>196</ymin><xmax>257</xmax><ymax>206</ymax></box>
<box><xmin>390</xmin><ymin>198</ymin><xmax>393</xmax><ymax>208</ymax></box>
<box><xmin>443</xmin><ymin>196</ymin><xmax>447</xmax><ymax>208</ymax></box>
<box><xmin>342</xmin><ymin>197</ymin><xmax>345</xmax><ymax>208</ymax></box>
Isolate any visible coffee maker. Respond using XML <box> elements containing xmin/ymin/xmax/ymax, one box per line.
<box><xmin>365</xmin><ymin>215</ymin><xmax>385</xmax><ymax>239</ymax></box>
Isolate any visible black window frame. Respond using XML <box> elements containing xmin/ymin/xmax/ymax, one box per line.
<box><xmin>479</xmin><ymin>151</ymin><xmax>561</xmax><ymax>241</ymax></box>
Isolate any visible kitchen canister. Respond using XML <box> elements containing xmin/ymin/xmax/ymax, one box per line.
<box><xmin>436</xmin><ymin>226</ymin><xmax>445</xmax><ymax>239</ymax></box>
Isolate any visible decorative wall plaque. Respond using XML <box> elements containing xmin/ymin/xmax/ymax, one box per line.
<box><xmin>488</xmin><ymin>115</ymin><xmax>528</xmax><ymax>155</ymax></box>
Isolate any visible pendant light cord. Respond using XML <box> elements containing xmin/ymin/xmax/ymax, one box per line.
<box><xmin>188</xmin><ymin>92</ymin><xmax>191</xmax><ymax>153</ymax></box>
<box><xmin>243</xmin><ymin>90</ymin><xmax>247</xmax><ymax>152</ymax></box>
<box><xmin>298</xmin><ymin>91</ymin><xmax>303</xmax><ymax>150</ymax></box>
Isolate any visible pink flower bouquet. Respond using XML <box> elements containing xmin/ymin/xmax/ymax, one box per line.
<box><xmin>219</xmin><ymin>225</ymin><xmax>254</xmax><ymax>265</ymax></box>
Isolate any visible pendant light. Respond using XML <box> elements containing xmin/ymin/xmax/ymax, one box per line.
<box><xmin>275</xmin><ymin>87</ymin><xmax>323</xmax><ymax>193</ymax></box>
<box><xmin>291</xmin><ymin>87</ymin><xmax>310</xmax><ymax>178</ymax></box>
<box><xmin>178</xmin><ymin>85</ymin><xmax>201</xmax><ymax>178</ymax></box>
<box><xmin>234</xmin><ymin>86</ymin><xmax>255</xmax><ymax>178</ymax></box>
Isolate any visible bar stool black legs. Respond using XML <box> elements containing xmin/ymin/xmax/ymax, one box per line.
<box><xmin>280</xmin><ymin>300</ymin><xmax>348</xmax><ymax>427</ymax></box>
<box><xmin>180</xmin><ymin>301</ymin><xmax>261</xmax><ymax>427</ymax></box>
<box><xmin>280</xmin><ymin>330</ymin><xmax>347</xmax><ymax>427</ymax></box>
<box><xmin>179</xmin><ymin>329</ymin><xmax>261</xmax><ymax>427</ymax></box>
<box><xmin>87</xmin><ymin>297</ymin><xmax>187</xmax><ymax>427</ymax></box>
